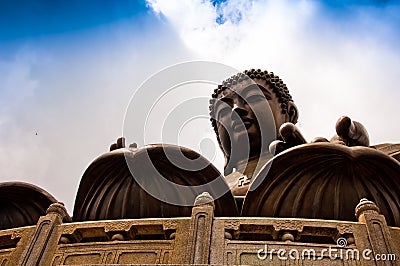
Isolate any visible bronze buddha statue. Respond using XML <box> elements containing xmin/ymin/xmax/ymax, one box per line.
<box><xmin>209</xmin><ymin>69</ymin><xmax>300</xmax><ymax>196</ymax></box>
<box><xmin>210</xmin><ymin>69</ymin><xmax>400</xmax><ymax>226</ymax></box>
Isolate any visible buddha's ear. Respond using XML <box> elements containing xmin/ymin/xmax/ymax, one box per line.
<box><xmin>287</xmin><ymin>102</ymin><xmax>299</xmax><ymax>124</ymax></box>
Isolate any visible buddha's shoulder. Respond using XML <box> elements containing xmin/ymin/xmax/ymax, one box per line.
<box><xmin>372</xmin><ymin>143</ymin><xmax>400</xmax><ymax>162</ymax></box>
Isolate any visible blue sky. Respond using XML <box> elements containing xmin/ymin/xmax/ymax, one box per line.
<box><xmin>0</xmin><ymin>0</ymin><xmax>148</xmax><ymax>40</ymax></box>
<box><xmin>1</xmin><ymin>0</ymin><xmax>399</xmax><ymax>212</ymax></box>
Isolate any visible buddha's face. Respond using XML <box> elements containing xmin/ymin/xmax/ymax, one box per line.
<box><xmin>213</xmin><ymin>79</ymin><xmax>292</xmax><ymax>162</ymax></box>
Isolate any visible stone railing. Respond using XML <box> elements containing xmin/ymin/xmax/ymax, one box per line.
<box><xmin>0</xmin><ymin>194</ymin><xmax>399</xmax><ymax>265</ymax></box>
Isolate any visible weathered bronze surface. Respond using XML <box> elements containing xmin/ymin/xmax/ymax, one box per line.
<box><xmin>332</xmin><ymin>115</ymin><xmax>370</xmax><ymax>146</ymax></box>
<box><xmin>73</xmin><ymin>144</ymin><xmax>238</xmax><ymax>221</ymax></box>
<box><xmin>374</xmin><ymin>143</ymin><xmax>400</xmax><ymax>162</ymax></box>
<box><xmin>210</xmin><ymin>69</ymin><xmax>298</xmax><ymax>172</ymax></box>
<box><xmin>210</xmin><ymin>69</ymin><xmax>302</xmax><ymax>196</ymax></box>
<box><xmin>242</xmin><ymin>143</ymin><xmax>400</xmax><ymax>226</ymax></box>
<box><xmin>0</xmin><ymin>182</ymin><xmax>57</xmax><ymax>230</ymax></box>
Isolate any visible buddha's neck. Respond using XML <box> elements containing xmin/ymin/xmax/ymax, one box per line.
<box><xmin>232</xmin><ymin>152</ymin><xmax>273</xmax><ymax>180</ymax></box>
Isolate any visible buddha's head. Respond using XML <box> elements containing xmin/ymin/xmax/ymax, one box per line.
<box><xmin>209</xmin><ymin>69</ymin><xmax>298</xmax><ymax>171</ymax></box>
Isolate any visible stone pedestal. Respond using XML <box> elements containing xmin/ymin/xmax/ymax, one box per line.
<box><xmin>185</xmin><ymin>192</ymin><xmax>215</xmax><ymax>264</ymax></box>
<box><xmin>17</xmin><ymin>202</ymin><xmax>71</xmax><ymax>266</ymax></box>
<box><xmin>355</xmin><ymin>198</ymin><xmax>399</xmax><ymax>266</ymax></box>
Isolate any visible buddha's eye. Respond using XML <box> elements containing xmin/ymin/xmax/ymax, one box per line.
<box><xmin>246</xmin><ymin>94</ymin><xmax>267</xmax><ymax>103</ymax></box>
<box><xmin>217</xmin><ymin>107</ymin><xmax>230</xmax><ymax>120</ymax></box>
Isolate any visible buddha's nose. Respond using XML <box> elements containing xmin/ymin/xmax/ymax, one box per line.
<box><xmin>232</xmin><ymin>103</ymin><xmax>248</xmax><ymax>118</ymax></box>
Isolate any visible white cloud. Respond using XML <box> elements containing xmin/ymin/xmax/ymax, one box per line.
<box><xmin>147</xmin><ymin>0</ymin><xmax>400</xmax><ymax>144</ymax></box>
<box><xmin>146</xmin><ymin>0</ymin><xmax>316</xmax><ymax>60</ymax></box>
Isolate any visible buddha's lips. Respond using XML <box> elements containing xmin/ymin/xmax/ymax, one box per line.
<box><xmin>232</xmin><ymin>117</ymin><xmax>254</xmax><ymax>131</ymax></box>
